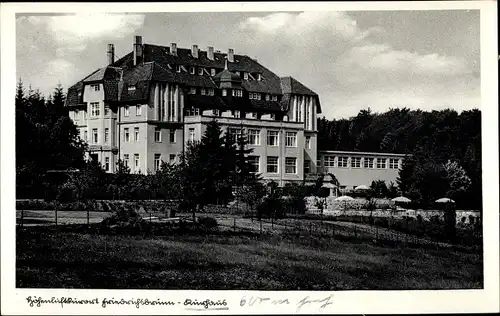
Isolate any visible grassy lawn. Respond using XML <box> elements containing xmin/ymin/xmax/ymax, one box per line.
<box><xmin>16</xmin><ymin>226</ymin><xmax>483</xmax><ymax>290</ymax></box>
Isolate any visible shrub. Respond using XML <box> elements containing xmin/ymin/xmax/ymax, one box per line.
<box><xmin>197</xmin><ymin>216</ymin><xmax>218</xmax><ymax>229</ymax></box>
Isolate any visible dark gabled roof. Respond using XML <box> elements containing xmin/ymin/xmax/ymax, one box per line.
<box><xmin>66</xmin><ymin>41</ymin><xmax>320</xmax><ymax>113</ymax></box>
<box><xmin>185</xmin><ymin>94</ymin><xmax>226</xmax><ymax>110</ymax></box>
<box><xmin>280</xmin><ymin>76</ymin><xmax>317</xmax><ymax>96</ymax></box>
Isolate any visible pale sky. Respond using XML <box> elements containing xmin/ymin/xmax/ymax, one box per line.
<box><xmin>16</xmin><ymin>10</ymin><xmax>480</xmax><ymax>119</ymax></box>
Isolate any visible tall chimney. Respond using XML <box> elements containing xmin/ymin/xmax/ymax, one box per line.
<box><xmin>171</xmin><ymin>43</ymin><xmax>177</xmax><ymax>56</ymax></box>
<box><xmin>227</xmin><ymin>48</ymin><xmax>234</xmax><ymax>63</ymax></box>
<box><xmin>207</xmin><ymin>46</ymin><xmax>214</xmax><ymax>60</ymax></box>
<box><xmin>191</xmin><ymin>44</ymin><xmax>198</xmax><ymax>58</ymax></box>
<box><xmin>107</xmin><ymin>44</ymin><xmax>115</xmax><ymax>65</ymax></box>
<box><xmin>133</xmin><ymin>36</ymin><xmax>143</xmax><ymax>66</ymax></box>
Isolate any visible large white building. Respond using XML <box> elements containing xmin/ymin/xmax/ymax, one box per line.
<box><xmin>66</xmin><ymin>36</ymin><xmax>321</xmax><ymax>185</ymax></box>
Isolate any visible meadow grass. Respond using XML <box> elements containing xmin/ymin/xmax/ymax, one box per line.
<box><xmin>16</xmin><ymin>227</ymin><xmax>483</xmax><ymax>290</ymax></box>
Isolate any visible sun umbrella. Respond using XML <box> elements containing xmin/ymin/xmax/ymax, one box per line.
<box><xmin>335</xmin><ymin>195</ymin><xmax>354</xmax><ymax>201</ymax></box>
<box><xmin>392</xmin><ymin>196</ymin><xmax>412</xmax><ymax>203</ymax></box>
<box><xmin>354</xmin><ymin>184</ymin><xmax>370</xmax><ymax>191</ymax></box>
<box><xmin>435</xmin><ymin>198</ymin><xmax>455</xmax><ymax>203</ymax></box>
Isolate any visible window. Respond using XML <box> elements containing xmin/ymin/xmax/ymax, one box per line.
<box><xmin>257</xmin><ymin>73</ymin><xmax>262</xmax><ymax>81</ymax></box>
<box><xmin>74</xmin><ymin>109</ymin><xmax>79</xmax><ymax>120</ymax></box>
<box><xmin>249</xmin><ymin>93</ymin><xmax>261</xmax><ymax>100</ymax></box>
<box><xmin>243</xmin><ymin>72</ymin><xmax>249</xmax><ymax>80</ymax></box>
<box><xmin>134</xmin><ymin>127</ymin><xmax>139</xmax><ymax>142</ymax></box>
<box><xmin>376</xmin><ymin>158</ymin><xmax>387</xmax><ymax>169</ymax></box>
<box><xmin>267</xmin><ymin>130</ymin><xmax>279</xmax><ymax>146</ymax></box>
<box><xmin>364</xmin><ymin>157</ymin><xmax>374</xmax><ymax>169</ymax></box>
<box><xmin>134</xmin><ymin>154</ymin><xmax>140</xmax><ymax>172</ymax></box>
<box><xmin>90</xmin><ymin>102</ymin><xmax>100</xmax><ymax>117</ymax></box>
<box><xmin>185</xmin><ymin>107</ymin><xmax>200</xmax><ymax>116</ymax></box>
<box><xmin>232</xmin><ymin>89</ymin><xmax>243</xmax><ymax>97</ymax></box>
<box><xmin>104</xmin><ymin>105</ymin><xmax>110</xmax><ymax>116</ymax></box>
<box><xmin>251</xmin><ymin>112</ymin><xmax>258</xmax><ymax>119</ymax></box>
<box><xmin>190</xmin><ymin>67</ymin><xmax>195</xmax><ymax>75</ymax></box>
<box><xmin>136</xmin><ymin>105</ymin><xmax>142</xmax><ymax>116</ymax></box>
<box><xmin>305</xmin><ymin>136</ymin><xmax>311</xmax><ymax>149</ymax></box>
<box><xmin>154</xmin><ymin>154</ymin><xmax>162</xmax><ymax>171</ymax></box>
<box><xmin>389</xmin><ymin>158</ymin><xmax>399</xmax><ymax>169</ymax></box>
<box><xmin>189</xmin><ymin>87</ymin><xmax>197</xmax><ymax>94</ymax></box>
<box><xmin>228</xmin><ymin>128</ymin><xmax>242</xmax><ymax>143</ymax></box>
<box><xmin>248</xmin><ymin>156</ymin><xmax>259</xmax><ymax>173</ymax></box>
<box><xmin>124</xmin><ymin>128</ymin><xmax>130</xmax><ymax>142</ymax></box>
<box><xmin>272</xmin><ymin>95</ymin><xmax>278</xmax><ymax>101</ymax></box>
<box><xmin>124</xmin><ymin>154</ymin><xmax>129</xmax><ymax>167</ymax></box>
<box><xmin>84</xmin><ymin>110</ymin><xmax>87</xmax><ymax>119</ymax></box>
<box><xmin>265</xmin><ymin>94</ymin><xmax>270</xmax><ymax>101</ymax></box>
<box><xmin>267</xmin><ymin>156</ymin><xmax>279</xmax><ymax>174</ymax></box>
<box><xmin>324</xmin><ymin>156</ymin><xmax>335</xmax><ymax>167</ymax></box>
<box><xmin>169</xmin><ymin>154</ymin><xmax>176</xmax><ymax>163</ymax></box>
<box><xmin>127</xmin><ymin>85</ymin><xmax>136</xmax><ymax>92</ymax></box>
<box><xmin>90</xmin><ymin>84</ymin><xmax>100</xmax><ymax>91</ymax></box>
<box><xmin>176</xmin><ymin>65</ymin><xmax>181</xmax><ymax>73</ymax></box>
<box><xmin>222</xmin><ymin>89</ymin><xmax>227</xmax><ymax>97</ymax></box>
<box><xmin>198</xmin><ymin>68</ymin><xmax>204</xmax><ymax>75</ymax></box>
<box><xmin>352</xmin><ymin>157</ymin><xmax>361</xmax><ymax>168</ymax></box>
<box><xmin>124</xmin><ymin>106</ymin><xmax>130</xmax><ymax>117</ymax></box>
<box><xmin>285</xmin><ymin>157</ymin><xmax>297</xmax><ymax>174</ymax></box>
<box><xmin>84</xmin><ymin>130</ymin><xmax>88</xmax><ymax>142</ymax></box>
<box><xmin>211</xmin><ymin>68</ymin><xmax>216</xmax><ymax>76</ymax></box>
<box><xmin>248</xmin><ymin>129</ymin><xmax>260</xmax><ymax>145</ymax></box>
<box><xmin>208</xmin><ymin>88</ymin><xmax>215</xmax><ymax>96</ymax></box>
<box><xmin>285</xmin><ymin>132</ymin><xmax>297</xmax><ymax>147</ymax></box>
<box><xmin>154</xmin><ymin>128</ymin><xmax>161</xmax><ymax>142</ymax></box>
<box><xmin>104</xmin><ymin>128</ymin><xmax>109</xmax><ymax>144</ymax></box>
<box><xmin>170</xmin><ymin>129</ymin><xmax>176</xmax><ymax>143</ymax></box>
<box><xmin>188</xmin><ymin>128</ymin><xmax>195</xmax><ymax>142</ymax></box>
<box><xmin>200</xmin><ymin>88</ymin><xmax>206</xmax><ymax>96</ymax></box>
<box><xmin>212</xmin><ymin>109</ymin><xmax>220</xmax><ymax>116</ymax></box>
<box><xmin>92</xmin><ymin>128</ymin><xmax>98</xmax><ymax>144</ymax></box>
<box><xmin>304</xmin><ymin>160</ymin><xmax>311</xmax><ymax>174</ymax></box>
<box><xmin>338</xmin><ymin>156</ymin><xmax>349</xmax><ymax>168</ymax></box>
<box><xmin>105</xmin><ymin>157</ymin><xmax>110</xmax><ymax>172</ymax></box>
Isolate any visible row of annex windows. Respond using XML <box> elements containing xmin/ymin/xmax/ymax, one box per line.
<box><xmin>120</xmin><ymin>153</ymin><xmax>178</xmax><ymax>173</ymax></box>
<box><xmin>246</xmin><ymin>156</ymin><xmax>297</xmax><ymax>174</ymax></box>
<box><xmin>184</xmin><ymin>108</ymin><xmax>286</xmax><ymax>123</ymax></box>
<box><xmin>319</xmin><ymin>156</ymin><xmax>402</xmax><ymax>169</ymax></box>
<box><xmin>79</xmin><ymin>128</ymin><xmax>111</xmax><ymax>145</ymax></box>
<box><xmin>153</xmin><ymin>153</ymin><xmax>178</xmax><ymax>171</ymax></box>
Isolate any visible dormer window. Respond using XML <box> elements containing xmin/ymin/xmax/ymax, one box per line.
<box><xmin>189</xmin><ymin>87</ymin><xmax>197</xmax><ymax>94</ymax></box>
<box><xmin>232</xmin><ymin>89</ymin><xmax>243</xmax><ymax>97</ymax></box>
<box><xmin>213</xmin><ymin>109</ymin><xmax>220</xmax><ymax>116</ymax></box>
<box><xmin>233</xmin><ymin>110</ymin><xmax>241</xmax><ymax>118</ymax></box>
<box><xmin>243</xmin><ymin>72</ymin><xmax>249</xmax><ymax>80</ymax></box>
<box><xmin>235</xmin><ymin>71</ymin><xmax>240</xmax><ymax>76</ymax></box>
<box><xmin>257</xmin><ymin>73</ymin><xmax>262</xmax><ymax>81</ymax></box>
<box><xmin>208</xmin><ymin>88</ymin><xmax>215</xmax><ymax>96</ymax></box>
<box><xmin>200</xmin><ymin>88</ymin><xmax>206</xmax><ymax>96</ymax></box>
<box><xmin>265</xmin><ymin>94</ymin><xmax>270</xmax><ymax>101</ymax></box>
<box><xmin>90</xmin><ymin>84</ymin><xmax>100</xmax><ymax>91</ymax></box>
<box><xmin>190</xmin><ymin>67</ymin><xmax>195</xmax><ymax>75</ymax></box>
<box><xmin>128</xmin><ymin>85</ymin><xmax>136</xmax><ymax>92</ymax></box>
<box><xmin>222</xmin><ymin>89</ymin><xmax>227</xmax><ymax>97</ymax></box>
<box><xmin>211</xmin><ymin>68</ymin><xmax>216</xmax><ymax>76</ymax></box>
<box><xmin>176</xmin><ymin>65</ymin><xmax>181</xmax><ymax>73</ymax></box>
<box><xmin>198</xmin><ymin>67</ymin><xmax>204</xmax><ymax>75</ymax></box>
<box><xmin>272</xmin><ymin>95</ymin><xmax>278</xmax><ymax>101</ymax></box>
<box><xmin>249</xmin><ymin>93</ymin><xmax>261</xmax><ymax>100</ymax></box>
